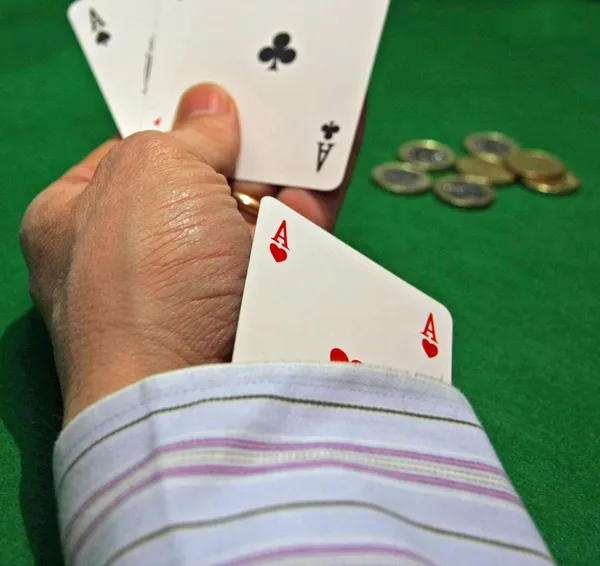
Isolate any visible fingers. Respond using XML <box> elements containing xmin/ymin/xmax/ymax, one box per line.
<box><xmin>171</xmin><ymin>83</ymin><xmax>241</xmax><ymax>176</ymax></box>
<box><xmin>171</xmin><ymin>87</ymin><xmax>366</xmax><ymax>233</ymax></box>
<box><xmin>48</xmin><ymin>138</ymin><xmax>119</xmax><ymax>204</ymax></box>
<box><xmin>276</xmin><ymin>188</ymin><xmax>342</xmax><ymax>232</ymax></box>
<box><xmin>20</xmin><ymin>139</ymin><xmax>119</xmax><ymax>317</ymax></box>
<box><xmin>229</xmin><ymin>181</ymin><xmax>276</xmax><ymax>226</ymax></box>
<box><xmin>275</xmin><ymin>140</ymin><xmax>355</xmax><ymax>232</ymax></box>
<box><xmin>60</xmin><ymin>138</ymin><xmax>120</xmax><ymax>187</ymax></box>
<box><xmin>274</xmin><ymin>101</ymin><xmax>368</xmax><ymax>232</ymax></box>
<box><xmin>21</xmin><ymin>139</ymin><xmax>119</xmax><ymax>242</ymax></box>
<box><xmin>230</xmin><ymin>181</ymin><xmax>278</xmax><ymax>201</ymax></box>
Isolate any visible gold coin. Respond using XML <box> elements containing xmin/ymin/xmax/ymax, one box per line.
<box><xmin>505</xmin><ymin>150</ymin><xmax>566</xmax><ymax>181</ymax></box>
<box><xmin>522</xmin><ymin>171</ymin><xmax>580</xmax><ymax>195</ymax></box>
<box><xmin>455</xmin><ymin>156</ymin><xmax>516</xmax><ymax>185</ymax></box>
<box><xmin>464</xmin><ymin>132</ymin><xmax>520</xmax><ymax>164</ymax></box>
<box><xmin>398</xmin><ymin>140</ymin><xmax>456</xmax><ymax>171</ymax></box>
<box><xmin>434</xmin><ymin>175</ymin><xmax>495</xmax><ymax>209</ymax></box>
<box><xmin>372</xmin><ymin>162</ymin><xmax>432</xmax><ymax>194</ymax></box>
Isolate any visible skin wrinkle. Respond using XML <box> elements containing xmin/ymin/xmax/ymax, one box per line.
<box><xmin>20</xmin><ymin>84</ymin><xmax>361</xmax><ymax>425</ymax></box>
<box><xmin>137</xmin><ymin>213</ymin><xmax>232</xmax><ymax>267</ymax></box>
<box><xmin>136</xmin><ymin>189</ymin><xmax>238</xmax><ymax>253</ymax></box>
<box><xmin>145</xmin><ymin>271</ymin><xmax>245</xmax><ymax>301</ymax></box>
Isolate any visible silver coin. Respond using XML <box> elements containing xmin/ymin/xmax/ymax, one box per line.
<box><xmin>372</xmin><ymin>163</ymin><xmax>432</xmax><ymax>194</ymax></box>
<box><xmin>464</xmin><ymin>132</ymin><xmax>520</xmax><ymax>164</ymax></box>
<box><xmin>473</xmin><ymin>138</ymin><xmax>513</xmax><ymax>155</ymax></box>
<box><xmin>398</xmin><ymin>140</ymin><xmax>456</xmax><ymax>171</ymax></box>
<box><xmin>434</xmin><ymin>175</ymin><xmax>495</xmax><ymax>209</ymax></box>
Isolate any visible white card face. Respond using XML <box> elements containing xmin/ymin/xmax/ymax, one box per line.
<box><xmin>140</xmin><ymin>0</ymin><xmax>390</xmax><ymax>191</ymax></box>
<box><xmin>68</xmin><ymin>0</ymin><xmax>158</xmax><ymax>137</ymax></box>
<box><xmin>140</xmin><ymin>0</ymin><xmax>196</xmax><ymax>131</ymax></box>
<box><xmin>233</xmin><ymin>198</ymin><xmax>453</xmax><ymax>384</ymax></box>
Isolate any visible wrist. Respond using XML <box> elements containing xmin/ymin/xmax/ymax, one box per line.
<box><xmin>58</xmin><ymin>344</ymin><xmax>194</xmax><ymax>427</ymax></box>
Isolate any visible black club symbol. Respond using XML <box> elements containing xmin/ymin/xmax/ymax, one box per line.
<box><xmin>322</xmin><ymin>121</ymin><xmax>340</xmax><ymax>140</ymax></box>
<box><xmin>258</xmin><ymin>33</ymin><xmax>296</xmax><ymax>71</ymax></box>
<box><xmin>96</xmin><ymin>30</ymin><xmax>111</xmax><ymax>45</ymax></box>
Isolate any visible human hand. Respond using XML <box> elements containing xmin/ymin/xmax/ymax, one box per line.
<box><xmin>20</xmin><ymin>83</ymin><xmax>363</xmax><ymax>425</ymax></box>
<box><xmin>176</xmin><ymin>86</ymin><xmax>364</xmax><ymax>235</ymax></box>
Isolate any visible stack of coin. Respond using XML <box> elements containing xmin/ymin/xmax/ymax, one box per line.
<box><xmin>371</xmin><ymin>132</ymin><xmax>581</xmax><ymax>209</ymax></box>
<box><xmin>505</xmin><ymin>150</ymin><xmax>580</xmax><ymax>195</ymax></box>
<box><xmin>460</xmin><ymin>132</ymin><xmax>518</xmax><ymax>187</ymax></box>
<box><xmin>372</xmin><ymin>138</ymin><xmax>496</xmax><ymax>208</ymax></box>
<box><xmin>462</xmin><ymin>132</ymin><xmax>581</xmax><ymax>195</ymax></box>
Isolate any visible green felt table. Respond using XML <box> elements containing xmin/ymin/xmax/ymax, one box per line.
<box><xmin>1</xmin><ymin>0</ymin><xmax>599</xmax><ymax>564</ymax></box>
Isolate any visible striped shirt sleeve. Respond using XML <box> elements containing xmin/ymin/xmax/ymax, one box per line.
<box><xmin>53</xmin><ymin>364</ymin><xmax>554</xmax><ymax>566</ymax></box>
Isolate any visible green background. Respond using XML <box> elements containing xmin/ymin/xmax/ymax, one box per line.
<box><xmin>1</xmin><ymin>0</ymin><xmax>599</xmax><ymax>564</ymax></box>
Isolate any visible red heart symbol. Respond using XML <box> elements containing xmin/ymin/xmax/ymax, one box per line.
<box><xmin>153</xmin><ymin>117</ymin><xmax>162</xmax><ymax>127</ymax></box>
<box><xmin>270</xmin><ymin>243</ymin><xmax>288</xmax><ymax>263</ymax></box>
<box><xmin>330</xmin><ymin>348</ymin><xmax>349</xmax><ymax>362</ymax></box>
<box><xmin>330</xmin><ymin>348</ymin><xmax>362</xmax><ymax>364</ymax></box>
<box><xmin>422</xmin><ymin>339</ymin><xmax>439</xmax><ymax>359</ymax></box>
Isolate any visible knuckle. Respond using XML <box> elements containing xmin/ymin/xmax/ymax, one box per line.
<box><xmin>19</xmin><ymin>185</ymin><xmax>72</xmax><ymax>269</ymax></box>
<box><xmin>117</xmin><ymin>131</ymin><xmax>191</xmax><ymax>169</ymax></box>
<box><xmin>85</xmin><ymin>132</ymin><xmax>197</xmax><ymax>205</ymax></box>
<box><xmin>20</xmin><ymin>191</ymin><xmax>49</xmax><ymax>257</ymax></box>
<box><xmin>122</xmin><ymin>130</ymin><xmax>231</xmax><ymax>191</ymax></box>
<box><xmin>193</xmin><ymin>160</ymin><xmax>230</xmax><ymax>188</ymax></box>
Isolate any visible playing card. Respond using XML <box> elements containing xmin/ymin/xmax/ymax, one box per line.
<box><xmin>68</xmin><ymin>0</ymin><xmax>158</xmax><ymax>137</ymax></box>
<box><xmin>140</xmin><ymin>0</ymin><xmax>195</xmax><ymax>131</ymax></box>
<box><xmin>140</xmin><ymin>0</ymin><xmax>390</xmax><ymax>191</ymax></box>
<box><xmin>233</xmin><ymin>198</ymin><xmax>454</xmax><ymax>384</ymax></box>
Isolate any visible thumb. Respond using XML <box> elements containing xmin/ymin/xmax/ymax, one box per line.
<box><xmin>170</xmin><ymin>83</ymin><xmax>240</xmax><ymax>176</ymax></box>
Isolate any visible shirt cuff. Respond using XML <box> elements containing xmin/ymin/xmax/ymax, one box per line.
<box><xmin>54</xmin><ymin>363</ymin><xmax>554</xmax><ymax>566</ymax></box>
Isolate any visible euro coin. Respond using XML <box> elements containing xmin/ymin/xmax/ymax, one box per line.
<box><xmin>398</xmin><ymin>140</ymin><xmax>456</xmax><ymax>171</ymax></box>
<box><xmin>456</xmin><ymin>156</ymin><xmax>516</xmax><ymax>185</ymax></box>
<box><xmin>522</xmin><ymin>172</ymin><xmax>580</xmax><ymax>195</ymax></box>
<box><xmin>505</xmin><ymin>150</ymin><xmax>566</xmax><ymax>181</ymax></box>
<box><xmin>434</xmin><ymin>175</ymin><xmax>495</xmax><ymax>209</ymax></box>
<box><xmin>464</xmin><ymin>132</ymin><xmax>520</xmax><ymax>164</ymax></box>
<box><xmin>372</xmin><ymin>162</ymin><xmax>432</xmax><ymax>194</ymax></box>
